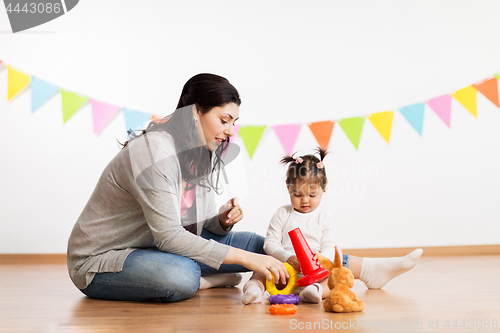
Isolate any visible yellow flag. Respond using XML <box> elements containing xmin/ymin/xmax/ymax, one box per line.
<box><xmin>368</xmin><ymin>111</ymin><xmax>394</xmax><ymax>144</ymax></box>
<box><xmin>453</xmin><ymin>86</ymin><xmax>477</xmax><ymax>118</ymax></box>
<box><xmin>8</xmin><ymin>65</ymin><xmax>30</xmax><ymax>101</ymax></box>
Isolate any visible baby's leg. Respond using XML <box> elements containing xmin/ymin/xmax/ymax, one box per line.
<box><xmin>348</xmin><ymin>249</ymin><xmax>423</xmax><ymax>289</ymax></box>
<box><xmin>299</xmin><ymin>278</ymin><xmax>329</xmax><ymax>303</ymax></box>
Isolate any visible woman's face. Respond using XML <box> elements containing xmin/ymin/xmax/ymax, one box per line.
<box><xmin>196</xmin><ymin>103</ymin><xmax>240</xmax><ymax>151</ymax></box>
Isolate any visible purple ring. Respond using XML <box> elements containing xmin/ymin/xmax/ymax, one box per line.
<box><xmin>269</xmin><ymin>294</ymin><xmax>300</xmax><ymax>304</ymax></box>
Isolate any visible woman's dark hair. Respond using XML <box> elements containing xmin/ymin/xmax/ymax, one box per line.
<box><xmin>280</xmin><ymin>147</ymin><xmax>328</xmax><ymax>190</ymax></box>
<box><xmin>122</xmin><ymin>73</ymin><xmax>241</xmax><ymax>194</ymax></box>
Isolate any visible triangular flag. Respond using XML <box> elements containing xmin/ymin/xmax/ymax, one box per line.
<box><xmin>368</xmin><ymin>111</ymin><xmax>394</xmax><ymax>144</ymax></box>
<box><xmin>426</xmin><ymin>95</ymin><xmax>451</xmax><ymax>127</ymax></box>
<box><xmin>8</xmin><ymin>65</ymin><xmax>30</xmax><ymax>101</ymax></box>
<box><xmin>91</xmin><ymin>99</ymin><xmax>120</xmax><ymax>134</ymax></box>
<box><xmin>307</xmin><ymin>120</ymin><xmax>335</xmax><ymax>148</ymax></box>
<box><xmin>233</xmin><ymin>124</ymin><xmax>241</xmax><ymax>138</ymax></box>
<box><xmin>229</xmin><ymin>124</ymin><xmax>241</xmax><ymax>142</ymax></box>
<box><xmin>399</xmin><ymin>103</ymin><xmax>425</xmax><ymax>136</ymax></box>
<box><xmin>238</xmin><ymin>125</ymin><xmax>266</xmax><ymax>158</ymax></box>
<box><xmin>273</xmin><ymin>124</ymin><xmax>302</xmax><ymax>155</ymax></box>
<box><xmin>31</xmin><ymin>76</ymin><xmax>59</xmax><ymax>113</ymax></box>
<box><xmin>453</xmin><ymin>86</ymin><xmax>477</xmax><ymax>117</ymax></box>
<box><xmin>61</xmin><ymin>88</ymin><xmax>88</xmax><ymax>123</ymax></box>
<box><xmin>123</xmin><ymin>108</ymin><xmax>152</xmax><ymax>133</ymax></box>
<box><xmin>338</xmin><ymin>117</ymin><xmax>364</xmax><ymax>150</ymax></box>
<box><xmin>473</xmin><ymin>77</ymin><xmax>499</xmax><ymax>108</ymax></box>
<box><xmin>151</xmin><ymin>114</ymin><xmax>166</xmax><ymax>123</ymax></box>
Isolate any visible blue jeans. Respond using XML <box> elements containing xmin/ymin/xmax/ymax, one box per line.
<box><xmin>80</xmin><ymin>229</ymin><xmax>265</xmax><ymax>303</ymax></box>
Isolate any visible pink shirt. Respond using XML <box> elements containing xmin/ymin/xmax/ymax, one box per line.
<box><xmin>180</xmin><ymin>186</ymin><xmax>196</xmax><ymax>217</ymax></box>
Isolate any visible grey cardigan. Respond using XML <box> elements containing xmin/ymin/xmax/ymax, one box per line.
<box><xmin>67</xmin><ymin>131</ymin><xmax>231</xmax><ymax>289</ymax></box>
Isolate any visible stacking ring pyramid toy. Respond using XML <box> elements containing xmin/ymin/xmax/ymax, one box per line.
<box><xmin>288</xmin><ymin>227</ymin><xmax>330</xmax><ymax>287</ymax></box>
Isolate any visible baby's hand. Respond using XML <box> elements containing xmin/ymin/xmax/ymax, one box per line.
<box><xmin>287</xmin><ymin>255</ymin><xmax>301</xmax><ymax>273</ymax></box>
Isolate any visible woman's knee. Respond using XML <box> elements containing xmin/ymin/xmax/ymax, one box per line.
<box><xmin>154</xmin><ymin>258</ymin><xmax>200</xmax><ymax>302</ymax></box>
<box><xmin>124</xmin><ymin>249</ymin><xmax>202</xmax><ymax>302</ymax></box>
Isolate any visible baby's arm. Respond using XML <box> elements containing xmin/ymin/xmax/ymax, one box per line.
<box><xmin>319</xmin><ymin>212</ymin><xmax>338</xmax><ymax>262</ymax></box>
<box><xmin>263</xmin><ymin>207</ymin><xmax>294</xmax><ymax>263</ymax></box>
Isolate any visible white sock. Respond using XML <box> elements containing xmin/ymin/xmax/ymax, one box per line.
<box><xmin>241</xmin><ymin>279</ymin><xmax>265</xmax><ymax>305</ymax></box>
<box><xmin>360</xmin><ymin>249</ymin><xmax>423</xmax><ymax>289</ymax></box>
<box><xmin>299</xmin><ymin>283</ymin><xmax>323</xmax><ymax>304</ymax></box>
<box><xmin>199</xmin><ymin>273</ymin><xmax>242</xmax><ymax>289</ymax></box>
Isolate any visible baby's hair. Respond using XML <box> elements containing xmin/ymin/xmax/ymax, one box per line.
<box><xmin>280</xmin><ymin>147</ymin><xmax>328</xmax><ymax>190</ymax></box>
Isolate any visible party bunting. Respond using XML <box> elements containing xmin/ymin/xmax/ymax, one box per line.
<box><xmin>426</xmin><ymin>95</ymin><xmax>451</xmax><ymax>127</ymax></box>
<box><xmin>368</xmin><ymin>111</ymin><xmax>394</xmax><ymax>144</ymax></box>
<box><xmin>399</xmin><ymin>103</ymin><xmax>425</xmax><ymax>136</ymax></box>
<box><xmin>453</xmin><ymin>86</ymin><xmax>477</xmax><ymax>118</ymax></box>
<box><xmin>61</xmin><ymin>88</ymin><xmax>88</xmax><ymax>123</ymax></box>
<box><xmin>8</xmin><ymin>65</ymin><xmax>30</xmax><ymax>101</ymax></box>
<box><xmin>91</xmin><ymin>99</ymin><xmax>120</xmax><ymax>134</ymax></box>
<box><xmin>308</xmin><ymin>120</ymin><xmax>335</xmax><ymax>149</ymax></box>
<box><xmin>123</xmin><ymin>108</ymin><xmax>153</xmax><ymax>133</ymax></box>
<box><xmin>233</xmin><ymin>124</ymin><xmax>241</xmax><ymax>139</ymax></box>
<box><xmin>31</xmin><ymin>76</ymin><xmax>59</xmax><ymax>113</ymax></box>
<box><xmin>338</xmin><ymin>117</ymin><xmax>364</xmax><ymax>150</ymax></box>
<box><xmin>3</xmin><ymin>60</ymin><xmax>500</xmax><ymax>157</ymax></box>
<box><xmin>273</xmin><ymin>124</ymin><xmax>302</xmax><ymax>155</ymax></box>
<box><xmin>238</xmin><ymin>125</ymin><xmax>266</xmax><ymax>158</ymax></box>
<box><xmin>473</xmin><ymin>77</ymin><xmax>499</xmax><ymax>108</ymax></box>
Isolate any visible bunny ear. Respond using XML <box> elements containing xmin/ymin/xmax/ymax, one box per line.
<box><xmin>333</xmin><ymin>246</ymin><xmax>342</xmax><ymax>268</ymax></box>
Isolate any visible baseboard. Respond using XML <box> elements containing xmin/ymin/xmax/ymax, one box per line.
<box><xmin>343</xmin><ymin>244</ymin><xmax>500</xmax><ymax>257</ymax></box>
<box><xmin>0</xmin><ymin>254</ymin><xmax>67</xmax><ymax>264</ymax></box>
<box><xmin>1</xmin><ymin>244</ymin><xmax>499</xmax><ymax>264</ymax></box>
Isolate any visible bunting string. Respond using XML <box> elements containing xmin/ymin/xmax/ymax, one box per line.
<box><xmin>2</xmin><ymin>61</ymin><xmax>499</xmax><ymax>158</ymax></box>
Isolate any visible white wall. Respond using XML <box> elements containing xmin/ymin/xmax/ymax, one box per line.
<box><xmin>1</xmin><ymin>0</ymin><xmax>499</xmax><ymax>253</ymax></box>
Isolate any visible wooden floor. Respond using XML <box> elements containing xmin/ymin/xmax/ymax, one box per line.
<box><xmin>1</xmin><ymin>255</ymin><xmax>499</xmax><ymax>333</ymax></box>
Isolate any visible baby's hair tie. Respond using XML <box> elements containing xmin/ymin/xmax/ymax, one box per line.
<box><xmin>295</xmin><ymin>157</ymin><xmax>303</xmax><ymax>164</ymax></box>
<box><xmin>316</xmin><ymin>162</ymin><xmax>324</xmax><ymax>169</ymax></box>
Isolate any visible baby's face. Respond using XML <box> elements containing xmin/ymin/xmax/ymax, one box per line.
<box><xmin>287</xmin><ymin>182</ymin><xmax>324</xmax><ymax>214</ymax></box>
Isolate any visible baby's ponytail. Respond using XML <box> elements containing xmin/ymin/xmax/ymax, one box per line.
<box><xmin>281</xmin><ymin>147</ymin><xmax>329</xmax><ymax>190</ymax></box>
<box><xmin>280</xmin><ymin>154</ymin><xmax>298</xmax><ymax>166</ymax></box>
<box><xmin>316</xmin><ymin>146</ymin><xmax>328</xmax><ymax>162</ymax></box>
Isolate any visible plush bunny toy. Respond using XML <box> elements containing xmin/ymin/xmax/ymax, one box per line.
<box><xmin>316</xmin><ymin>247</ymin><xmax>364</xmax><ymax>313</ymax></box>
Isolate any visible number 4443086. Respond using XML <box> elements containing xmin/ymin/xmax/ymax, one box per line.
<box><xmin>444</xmin><ymin>319</ymin><xmax>498</xmax><ymax>330</ymax></box>
<box><xmin>6</xmin><ymin>2</ymin><xmax>62</xmax><ymax>14</ymax></box>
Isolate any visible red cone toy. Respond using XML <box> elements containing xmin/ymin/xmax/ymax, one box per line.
<box><xmin>288</xmin><ymin>227</ymin><xmax>329</xmax><ymax>286</ymax></box>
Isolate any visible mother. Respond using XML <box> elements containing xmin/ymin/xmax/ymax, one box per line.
<box><xmin>67</xmin><ymin>73</ymin><xmax>288</xmax><ymax>303</ymax></box>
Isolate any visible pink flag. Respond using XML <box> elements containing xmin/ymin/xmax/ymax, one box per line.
<box><xmin>426</xmin><ymin>95</ymin><xmax>451</xmax><ymax>127</ymax></box>
<box><xmin>234</xmin><ymin>124</ymin><xmax>241</xmax><ymax>138</ymax></box>
<box><xmin>91</xmin><ymin>99</ymin><xmax>120</xmax><ymax>134</ymax></box>
<box><xmin>229</xmin><ymin>124</ymin><xmax>241</xmax><ymax>142</ymax></box>
<box><xmin>273</xmin><ymin>124</ymin><xmax>302</xmax><ymax>155</ymax></box>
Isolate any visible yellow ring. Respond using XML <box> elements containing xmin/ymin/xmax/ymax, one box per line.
<box><xmin>265</xmin><ymin>263</ymin><xmax>297</xmax><ymax>296</ymax></box>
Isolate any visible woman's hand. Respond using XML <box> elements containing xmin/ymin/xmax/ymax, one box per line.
<box><xmin>286</xmin><ymin>255</ymin><xmax>301</xmax><ymax>273</ymax></box>
<box><xmin>218</xmin><ymin>197</ymin><xmax>243</xmax><ymax>230</ymax></box>
<box><xmin>224</xmin><ymin>247</ymin><xmax>289</xmax><ymax>284</ymax></box>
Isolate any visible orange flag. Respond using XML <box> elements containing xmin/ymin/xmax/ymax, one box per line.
<box><xmin>307</xmin><ymin>120</ymin><xmax>335</xmax><ymax>148</ymax></box>
<box><xmin>473</xmin><ymin>77</ymin><xmax>499</xmax><ymax>108</ymax></box>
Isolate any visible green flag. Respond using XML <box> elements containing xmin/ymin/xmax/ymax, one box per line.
<box><xmin>61</xmin><ymin>88</ymin><xmax>88</xmax><ymax>123</ymax></box>
<box><xmin>239</xmin><ymin>125</ymin><xmax>266</xmax><ymax>158</ymax></box>
<box><xmin>338</xmin><ymin>117</ymin><xmax>365</xmax><ymax>150</ymax></box>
